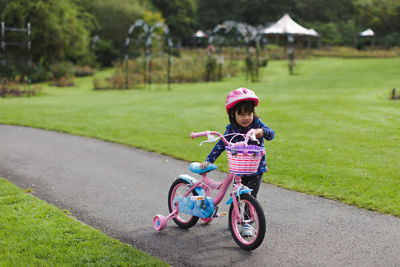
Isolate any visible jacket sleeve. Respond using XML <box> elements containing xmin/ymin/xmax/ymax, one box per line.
<box><xmin>206</xmin><ymin>126</ymin><xmax>231</xmax><ymax>163</ymax></box>
<box><xmin>206</xmin><ymin>139</ymin><xmax>226</xmax><ymax>163</ymax></box>
<box><xmin>255</xmin><ymin>118</ymin><xmax>275</xmax><ymax>140</ymax></box>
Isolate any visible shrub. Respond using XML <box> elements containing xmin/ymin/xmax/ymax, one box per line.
<box><xmin>93</xmin><ymin>48</ymin><xmax>251</xmax><ymax>90</ymax></box>
<box><xmin>205</xmin><ymin>57</ymin><xmax>217</xmax><ymax>81</ymax></box>
<box><xmin>50</xmin><ymin>61</ymin><xmax>74</xmax><ymax>80</ymax></box>
<box><xmin>30</xmin><ymin>64</ymin><xmax>51</xmax><ymax>83</ymax></box>
<box><xmin>74</xmin><ymin>65</ymin><xmax>96</xmax><ymax>77</ymax></box>
<box><xmin>0</xmin><ymin>81</ymin><xmax>42</xmax><ymax>97</ymax></box>
<box><xmin>245</xmin><ymin>55</ymin><xmax>259</xmax><ymax>82</ymax></box>
<box><xmin>108</xmin><ymin>73</ymin><xmax>135</xmax><ymax>89</ymax></box>
<box><xmin>51</xmin><ymin>76</ymin><xmax>75</xmax><ymax>87</ymax></box>
<box><xmin>311</xmin><ymin>46</ymin><xmax>400</xmax><ymax>58</ymax></box>
<box><xmin>50</xmin><ymin>61</ymin><xmax>75</xmax><ymax>87</ymax></box>
<box><xmin>93</xmin><ymin>78</ymin><xmax>113</xmax><ymax>90</ymax></box>
<box><xmin>377</xmin><ymin>32</ymin><xmax>400</xmax><ymax>48</ymax></box>
<box><xmin>93</xmin><ymin>39</ymin><xmax>119</xmax><ymax>67</ymax></box>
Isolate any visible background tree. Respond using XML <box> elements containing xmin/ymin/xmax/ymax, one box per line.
<box><xmin>150</xmin><ymin>0</ymin><xmax>198</xmax><ymax>44</ymax></box>
<box><xmin>2</xmin><ymin>0</ymin><xmax>400</xmax><ymax>77</ymax></box>
<box><xmin>77</xmin><ymin>0</ymin><xmax>155</xmax><ymax>66</ymax></box>
<box><xmin>0</xmin><ymin>0</ymin><xmax>95</xmax><ymax>66</ymax></box>
<box><xmin>194</xmin><ymin>0</ymin><xmax>400</xmax><ymax>47</ymax></box>
<box><xmin>355</xmin><ymin>0</ymin><xmax>400</xmax><ymax>47</ymax></box>
<box><xmin>295</xmin><ymin>0</ymin><xmax>356</xmax><ymax>22</ymax></box>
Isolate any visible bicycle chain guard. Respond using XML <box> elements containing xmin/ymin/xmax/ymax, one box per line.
<box><xmin>173</xmin><ymin>195</ymin><xmax>215</xmax><ymax>218</ymax></box>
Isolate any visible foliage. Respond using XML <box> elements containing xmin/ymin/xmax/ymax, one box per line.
<box><xmin>74</xmin><ymin>65</ymin><xmax>97</xmax><ymax>77</ymax></box>
<box><xmin>142</xmin><ymin>10</ymin><xmax>165</xmax><ymax>25</ymax></box>
<box><xmin>101</xmin><ymin>49</ymin><xmax>242</xmax><ymax>89</ymax></box>
<box><xmin>0</xmin><ymin>82</ymin><xmax>41</xmax><ymax>97</ymax></box>
<box><xmin>0</xmin><ymin>0</ymin><xmax>95</xmax><ymax>66</ymax></box>
<box><xmin>150</xmin><ymin>0</ymin><xmax>197</xmax><ymax>43</ymax></box>
<box><xmin>196</xmin><ymin>0</ymin><xmax>356</xmax><ymax>29</ymax></box>
<box><xmin>93</xmin><ymin>77</ymin><xmax>115</xmax><ymax>90</ymax></box>
<box><xmin>50</xmin><ymin>62</ymin><xmax>74</xmax><ymax>80</ymax></box>
<box><xmin>245</xmin><ymin>46</ymin><xmax>260</xmax><ymax>82</ymax></box>
<box><xmin>194</xmin><ymin>0</ymin><xmax>400</xmax><ymax>47</ymax></box>
<box><xmin>355</xmin><ymin>0</ymin><xmax>400</xmax><ymax>37</ymax></box>
<box><xmin>2</xmin><ymin>0</ymin><xmax>400</xmax><ymax>79</ymax></box>
<box><xmin>295</xmin><ymin>0</ymin><xmax>356</xmax><ymax>22</ymax></box>
<box><xmin>205</xmin><ymin>56</ymin><xmax>218</xmax><ymax>81</ymax></box>
<box><xmin>92</xmin><ymin>39</ymin><xmax>119</xmax><ymax>67</ymax></box>
<box><xmin>83</xmin><ymin>0</ymin><xmax>400</xmax><ymax>49</ymax></box>
<box><xmin>49</xmin><ymin>61</ymin><xmax>75</xmax><ymax>87</ymax></box>
<box><xmin>30</xmin><ymin>63</ymin><xmax>52</xmax><ymax>83</ymax></box>
<box><xmin>311</xmin><ymin>46</ymin><xmax>400</xmax><ymax>58</ymax></box>
<box><xmin>376</xmin><ymin>32</ymin><xmax>400</xmax><ymax>48</ymax></box>
<box><xmin>305</xmin><ymin>20</ymin><xmax>358</xmax><ymax>46</ymax></box>
<box><xmin>77</xmin><ymin>0</ymin><xmax>155</xmax><ymax>63</ymax></box>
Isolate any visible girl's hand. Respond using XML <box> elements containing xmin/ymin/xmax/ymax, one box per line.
<box><xmin>255</xmin><ymin>128</ymin><xmax>264</xmax><ymax>139</ymax></box>
<box><xmin>200</xmin><ymin>161</ymin><xmax>211</xmax><ymax>170</ymax></box>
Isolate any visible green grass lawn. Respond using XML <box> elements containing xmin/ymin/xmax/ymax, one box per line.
<box><xmin>0</xmin><ymin>178</ymin><xmax>168</xmax><ymax>266</ymax></box>
<box><xmin>0</xmin><ymin>57</ymin><xmax>399</xmax><ymax>262</ymax></box>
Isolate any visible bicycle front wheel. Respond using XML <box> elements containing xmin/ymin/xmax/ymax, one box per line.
<box><xmin>168</xmin><ymin>178</ymin><xmax>199</xmax><ymax>228</ymax></box>
<box><xmin>228</xmin><ymin>194</ymin><xmax>266</xmax><ymax>250</ymax></box>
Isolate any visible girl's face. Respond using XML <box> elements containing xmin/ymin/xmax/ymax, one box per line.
<box><xmin>234</xmin><ymin>110</ymin><xmax>254</xmax><ymax>128</ymax></box>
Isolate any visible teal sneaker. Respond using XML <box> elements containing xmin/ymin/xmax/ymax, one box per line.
<box><xmin>241</xmin><ymin>223</ymin><xmax>253</xmax><ymax>237</ymax></box>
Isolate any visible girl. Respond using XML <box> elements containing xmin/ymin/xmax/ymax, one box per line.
<box><xmin>201</xmin><ymin>88</ymin><xmax>274</xmax><ymax>235</ymax></box>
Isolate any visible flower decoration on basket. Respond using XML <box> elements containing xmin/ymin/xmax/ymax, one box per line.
<box><xmin>225</xmin><ymin>144</ymin><xmax>265</xmax><ymax>175</ymax></box>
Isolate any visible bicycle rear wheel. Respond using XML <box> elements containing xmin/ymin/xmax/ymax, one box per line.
<box><xmin>168</xmin><ymin>178</ymin><xmax>199</xmax><ymax>228</ymax></box>
<box><xmin>228</xmin><ymin>194</ymin><xmax>266</xmax><ymax>250</ymax></box>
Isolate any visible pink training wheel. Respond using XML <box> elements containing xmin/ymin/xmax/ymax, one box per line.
<box><xmin>201</xmin><ymin>217</ymin><xmax>214</xmax><ymax>224</ymax></box>
<box><xmin>153</xmin><ymin>215</ymin><xmax>167</xmax><ymax>231</ymax></box>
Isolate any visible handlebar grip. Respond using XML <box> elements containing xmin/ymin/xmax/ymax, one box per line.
<box><xmin>190</xmin><ymin>131</ymin><xmax>208</xmax><ymax>139</ymax></box>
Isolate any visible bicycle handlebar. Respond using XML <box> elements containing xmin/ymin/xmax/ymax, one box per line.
<box><xmin>191</xmin><ymin>131</ymin><xmax>229</xmax><ymax>145</ymax></box>
<box><xmin>190</xmin><ymin>131</ymin><xmax>208</xmax><ymax>139</ymax></box>
<box><xmin>191</xmin><ymin>129</ymin><xmax>258</xmax><ymax>146</ymax></box>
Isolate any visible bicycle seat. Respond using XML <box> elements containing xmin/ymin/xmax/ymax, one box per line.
<box><xmin>189</xmin><ymin>162</ymin><xmax>218</xmax><ymax>174</ymax></box>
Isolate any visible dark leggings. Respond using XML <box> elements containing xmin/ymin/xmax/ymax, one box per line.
<box><xmin>241</xmin><ymin>174</ymin><xmax>263</xmax><ymax>222</ymax></box>
<box><xmin>241</xmin><ymin>174</ymin><xmax>263</xmax><ymax>198</ymax></box>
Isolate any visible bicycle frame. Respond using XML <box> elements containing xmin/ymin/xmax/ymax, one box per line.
<box><xmin>183</xmin><ymin>172</ymin><xmax>245</xmax><ymax>222</ymax></box>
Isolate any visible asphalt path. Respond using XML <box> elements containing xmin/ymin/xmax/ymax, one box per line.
<box><xmin>1</xmin><ymin>124</ymin><xmax>400</xmax><ymax>266</ymax></box>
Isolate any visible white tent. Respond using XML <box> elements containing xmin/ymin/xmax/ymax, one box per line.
<box><xmin>306</xmin><ymin>28</ymin><xmax>320</xmax><ymax>37</ymax></box>
<box><xmin>359</xmin><ymin>28</ymin><xmax>374</xmax><ymax>37</ymax></box>
<box><xmin>262</xmin><ymin>13</ymin><xmax>318</xmax><ymax>36</ymax></box>
<box><xmin>355</xmin><ymin>28</ymin><xmax>375</xmax><ymax>47</ymax></box>
<box><xmin>193</xmin><ymin>30</ymin><xmax>207</xmax><ymax>38</ymax></box>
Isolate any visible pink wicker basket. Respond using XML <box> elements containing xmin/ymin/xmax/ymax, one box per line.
<box><xmin>226</xmin><ymin>144</ymin><xmax>265</xmax><ymax>175</ymax></box>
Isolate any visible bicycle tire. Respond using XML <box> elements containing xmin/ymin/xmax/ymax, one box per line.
<box><xmin>168</xmin><ymin>178</ymin><xmax>199</xmax><ymax>228</ymax></box>
<box><xmin>228</xmin><ymin>194</ymin><xmax>266</xmax><ymax>250</ymax></box>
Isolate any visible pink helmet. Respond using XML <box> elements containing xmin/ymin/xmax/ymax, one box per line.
<box><xmin>225</xmin><ymin>88</ymin><xmax>259</xmax><ymax>114</ymax></box>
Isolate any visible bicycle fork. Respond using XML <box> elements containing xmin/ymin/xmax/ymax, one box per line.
<box><xmin>230</xmin><ymin>175</ymin><xmax>253</xmax><ymax>224</ymax></box>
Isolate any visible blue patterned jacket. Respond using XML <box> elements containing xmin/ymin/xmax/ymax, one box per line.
<box><xmin>206</xmin><ymin>117</ymin><xmax>275</xmax><ymax>175</ymax></box>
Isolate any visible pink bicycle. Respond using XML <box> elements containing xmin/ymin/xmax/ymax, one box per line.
<box><xmin>153</xmin><ymin>129</ymin><xmax>266</xmax><ymax>250</ymax></box>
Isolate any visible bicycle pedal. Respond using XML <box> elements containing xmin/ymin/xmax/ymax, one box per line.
<box><xmin>217</xmin><ymin>212</ymin><xmax>228</xmax><ymax>217</ymax></box>
<box><xmin>190</xmin><ymin>196</ymin><xmax>205</xmax><ymax>200</ymax></box>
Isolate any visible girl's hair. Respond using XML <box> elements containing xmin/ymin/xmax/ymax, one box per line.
<box><xmin>228</xmin><ymin>100</ymin><xmax>259</xmax><ymax>129</ymax></box>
